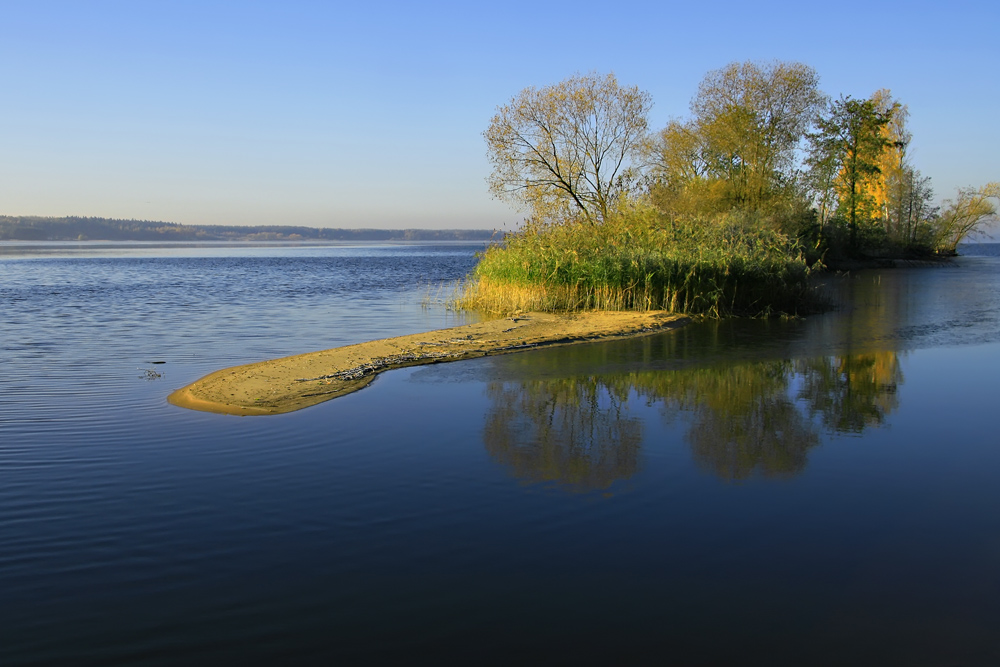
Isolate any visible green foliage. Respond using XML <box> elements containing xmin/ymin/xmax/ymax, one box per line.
<box><xmin>689</xmin><ymin>61</ymin><xmax>825</xmax><ymax>214</ymax></box>
<box><xmin>926</xmin><ymin>183</ymin><xmax>1000</xmax><ymax>253</ymax></box>
<box><xmin>459</xmin><ymin>204</ymin><xmax>815</xmax><ymax>317</ymax></box>
<box><xmin>650</xmin><ymin>61</ymin><xmax>824</xmax><ymax>226</ymax></box>
<box><xmin>807</xmin><ymin>96</ymin><xmax>895</xmax><ymax>250</ymax></box>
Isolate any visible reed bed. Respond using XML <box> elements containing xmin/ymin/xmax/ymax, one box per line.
<box><xmin>458</xmin><ymin>211</ymin><xmax>815</xmax><ymax>317</ymax></box>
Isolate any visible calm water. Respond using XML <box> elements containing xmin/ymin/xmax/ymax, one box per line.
<box><xmin>2</xmin><ymin>242</ymin><xmax>999</xmax><ymax>665</ymax></box>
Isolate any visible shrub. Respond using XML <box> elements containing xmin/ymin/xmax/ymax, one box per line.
<box><xmin>458</xmin><ymin>206</ymin><xmax>815</xmax><ymax>317</ymax></box>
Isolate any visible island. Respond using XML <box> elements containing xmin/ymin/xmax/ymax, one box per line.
<box><xmin>172</xmin><ymin>60</ymin><xmax>997</xmax><ymax>415</ymax></box>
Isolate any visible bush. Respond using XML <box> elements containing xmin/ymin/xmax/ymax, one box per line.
<box><xmin>458</xmin><ymin>206</ymin><xmax>815</xmax><ymax>317</ymax></box>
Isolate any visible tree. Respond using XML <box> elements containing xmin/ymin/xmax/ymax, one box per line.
<box><xmin>857</xmin><ymin>90</ymin><xmax>936</xmax><ymax>247</ymax></box>
<box><xmin>886</xmin><ymin>166</ymin><xmax>935</xmax><ymax>245</ymax></box>
<box><xmin>484</xmin><ymin>72</ymin><xmax>652</xmax><ymax>224</ymax></box>
<box><xmin>650</xmin><ymin>119</ymin><xmax>709</xmax><ymax>192</ymax></box>
<box><xmin>648</xmin><ymin>119</ymin><xmax>723</xmax><ymax>218</ymax></box>
<box><xmin>866</xmin><ymin>90</ymin><xmax>912</xmax><ymax>232</ymax></box>
<box><xmin>929</xmin><ymin>183</ymin><xmax>1000</xmax><ymax>253</ymax></box>
<box><xmin>688</xmin><ymin>60</ymin><xmax>825</xmax><ymax>214</ymax></box>
<box><xmin>808</xmin><ymin>96</ymin><xmax>895</xmax><ymax>249</ymax></box>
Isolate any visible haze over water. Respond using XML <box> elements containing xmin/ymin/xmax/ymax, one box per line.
<box><xmin>2</xmin><ymin>242</ymin><xmax>999</xmax><ymax>664</ymax></box>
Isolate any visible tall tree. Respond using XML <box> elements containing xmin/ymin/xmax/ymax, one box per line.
<box><xmin>484</xmin><ymin>72</ymin><xmax>652</xmax><ymax>225</ymax></box>
<box><xmin>857</xmin><ymin>90</ymin><xmax>936</xmax><ymax>246</ymax></box>
<box><xmin>884</xmin><ymin>166</ymin><xmax>935</xmax><ymax>245</ymax></box>
<box><xmin>866</xmin><ymin>90</ymin><xmax>911</xmax><ymax>228</ymax></box>
<box><xmin>808</xmin><ymin>96</ymin><xmax>894</xmax><ymax>249</ymax></box>
<box><xmin>689</xmin><ymin>61</ymin><xmax>825</xmax><ymax>213</ymax></box>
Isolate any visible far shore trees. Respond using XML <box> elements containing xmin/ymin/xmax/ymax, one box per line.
<box><xmin>484</xmin><ymin>72</ymin><xmax>652</xmax><ymax>225</ymax></box>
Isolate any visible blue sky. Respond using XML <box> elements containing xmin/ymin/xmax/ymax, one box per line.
<box><xmin>1</xmin><ymin>0</ymin><xmax>997</xmax><ymax>231</ymax></box>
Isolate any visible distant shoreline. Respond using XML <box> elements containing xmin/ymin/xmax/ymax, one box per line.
<box><xmin>0</xmin><ymin>215</ymin><xmax>497</xmax><ymax>242</ymax></box>
<box><xmin>0</xmin><ymin>238</ymin><xmax>492</xmax><ymax>248</ymax></box>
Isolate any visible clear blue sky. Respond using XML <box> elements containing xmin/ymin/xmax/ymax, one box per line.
<box><xmin>1</xmin><ymin>0</ymin><xmax>997</xmax><ymax>231</ymax></box>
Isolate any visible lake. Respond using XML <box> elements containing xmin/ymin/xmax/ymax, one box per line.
<box><xmin>2</xmin><ymin>241</ymin><xmax>999</xmax><ymax>665</ymax></box>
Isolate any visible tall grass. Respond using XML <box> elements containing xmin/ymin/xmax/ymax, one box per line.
<box><xmin>458</xmin><ymin>208</ymin><xmax>815</xmax><ymax>317</ymax></box>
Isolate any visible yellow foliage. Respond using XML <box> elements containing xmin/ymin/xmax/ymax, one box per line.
<box><xmin>840</xmin><ymin>90</ymin><xmax>909</xmax><ymax>227</ymax></box>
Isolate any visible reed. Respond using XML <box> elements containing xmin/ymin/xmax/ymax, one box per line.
<box><xmin>458</xmin><ymin>209</ymin><xmax>815</xmax><ymax>317</ymax></box>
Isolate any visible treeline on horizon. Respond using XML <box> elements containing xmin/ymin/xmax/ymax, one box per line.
<box><xmin>460</xmin><ymin>62</ymin><xmax>999</xmax><ymax>317</ymax></box>
<box><xmin>0</xmin><ymin>216</ymin><xmax>496</xmax><ymax>242</ymax></box>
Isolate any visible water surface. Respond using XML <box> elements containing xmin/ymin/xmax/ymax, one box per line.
<box><xmin>2</xmin><ymin>242</ymin><xmax>999</xmax><ymax>664</ymax></box>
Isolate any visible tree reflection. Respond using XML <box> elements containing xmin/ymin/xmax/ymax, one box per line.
<box><xmin>797</xmin><ymin>351</ymin><xmax>902</xmax><ymax>434</ymax></box>
<box><xmin>483</xmin><ymin>350</ymin><xmax>903</xmax><ymax>487</ymax></box>
<box><xmin>632</xmin><ymin>362</ymin><xmax>821</xmax><ymax>480</ymax></box>
<box><xmin>483</xmin><ymin>378</ymin><xmax>642</xmax><ymax>491</ymax></box>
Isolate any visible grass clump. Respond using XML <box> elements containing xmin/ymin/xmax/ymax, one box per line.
<box><xmin>459</xmin><ymin>207</ymin><xmax>815</xmax><ymax>317</ymax></box>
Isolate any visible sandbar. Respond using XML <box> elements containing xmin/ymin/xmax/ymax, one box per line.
<box><xmin>168</xmin><ymin>310</ymin><xmax>689</xmax><ymax>416</ymax></box>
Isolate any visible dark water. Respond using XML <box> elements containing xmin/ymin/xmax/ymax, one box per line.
<box><xmin>2</xmin><ymin>242</ymin><xmax>1000</xmax><ymax>665</ymax></box>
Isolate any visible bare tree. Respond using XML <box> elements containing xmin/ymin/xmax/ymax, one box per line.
<box><xmin>930</xmin><ymin>183</ymin><xmax>1000</xmax><ymax>253</ymax></box>
<box><xmin>485</xmin><ymin>72</ymin><xmax>652</xmax><ymax>224</ymax></box>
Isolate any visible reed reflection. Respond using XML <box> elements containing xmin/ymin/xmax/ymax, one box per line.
<box><xmin>484</xmin><ymin>350</ymin><xmax>902</xmax><ymax>487</ymax></box>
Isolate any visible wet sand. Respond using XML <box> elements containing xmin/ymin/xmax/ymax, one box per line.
<box><xmin>168</xmin><ymin>310</ymin><xmax>689</xmax><ymax>415</ymax></box>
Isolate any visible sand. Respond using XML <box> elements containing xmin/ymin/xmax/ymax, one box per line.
<box><xmin>167</xmin><ymin>310</ymin><xmax>689</xmax><ymax>416</ymax></box>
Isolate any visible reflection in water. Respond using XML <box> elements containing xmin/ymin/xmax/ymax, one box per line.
<box><xmin>635</xmin><ymin>361</ymin><xmax>820</xmax><ymax>481</ymax></box>
<box><xmin>797</xmin><ymin>351</ymin><xmax>902</xmax><ymax>434</ymax></box>
<box><xmin>484</xmin><ymin>351</ymin><xmax>903</xmax><ymax>487</ymax></box>
<box><xmin>484</xmin><ymin>379</ymin><xmax>642</xmax><ymax>491</ymax></box>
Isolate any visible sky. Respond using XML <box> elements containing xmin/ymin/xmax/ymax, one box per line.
<box><xmin>1</xmin><ymin>0</ymin><xmax>997</xmax><ymax>232</ymax></box>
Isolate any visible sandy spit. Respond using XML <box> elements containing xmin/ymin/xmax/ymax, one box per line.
<box><xmin>167</xmin><ymin>310</ymin><xmax>689</xmax><ymax>416</ymax></box>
